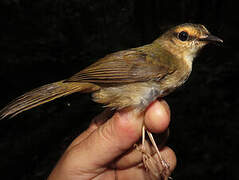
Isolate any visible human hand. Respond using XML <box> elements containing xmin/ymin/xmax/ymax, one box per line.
<box><xmin>47</xmin><ymin>100</ymin><xmax>176</xmax><ymax>180</ymax></box>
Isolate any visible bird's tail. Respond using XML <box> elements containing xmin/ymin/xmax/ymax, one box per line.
<box><xmin>0</xmin><ymin>80</ymin><xmax>100</xmax><ymax>119</ymax></box>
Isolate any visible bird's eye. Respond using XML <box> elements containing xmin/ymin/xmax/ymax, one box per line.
<box><xmin>178</xmin><ymin>31</ymin><xmax>189</xmax><ymax>41</ymax></box>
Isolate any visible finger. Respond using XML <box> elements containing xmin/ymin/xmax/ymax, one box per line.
<box><xmin>144</xmin><ymin>100</ymin><xmax>170</xmax><ymax>133</ymax></box>
<box><xmin>68</xmin><ymin>99</ymin><xmax>169</xmax><ymax>154</ymax></box>
<box><xmin>159</xmin><ymin>146</ymin><xmax>177</xmax><ymax>172</ymax></box>
<box><xmin>65</xmin><ymin>109</ymin><xmax>144</xmax><ymax>173</ymax></box>
<box><xmin>145</xmin><ymin>146</ymin><xmax>176</xmax><ymax>179</ymax></box>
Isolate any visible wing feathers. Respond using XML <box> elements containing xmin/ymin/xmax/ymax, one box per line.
<box><xmin>65</xmin><ymin>50</ymin><xmax>172</xmax><ymax>85</ymax></box>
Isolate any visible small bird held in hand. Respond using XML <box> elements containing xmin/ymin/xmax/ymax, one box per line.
<box><xmin>0</xmin><ymin>23</ymin><xmax>222</xmax><ymax>178</ymax></box>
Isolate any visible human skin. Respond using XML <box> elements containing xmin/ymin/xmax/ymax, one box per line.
<box><xmin>47</xmin><ymin>100</ymin><xmax>176</xmax><ymax>180</ymax></box>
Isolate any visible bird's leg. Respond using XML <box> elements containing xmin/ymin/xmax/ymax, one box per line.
<box><xmin>142</xmin><ymin>125</ymin><xmax>146</xmax><ymax>150</ymax></box>
<box><xmin>136</xmin><ymin>124</ymin><xmax>170</xmax><ymax>179</ymax></box>
<box><xmin>137</xmin><ymin>110</ymin><xmax>170</xmax><ymax>178</ymax></box>
<box><xmin>135</xmin><ymin>125</ymin><xmax>151</xmax><ymax>163</ymax></box>
<box><xmin>146</xmin><ymin>130</ymin><xmax>170</xmax><ymax>177</ymax></box>
<box><xmin>135</xmin><ymin>124</ymin><xmax>157</xmax><ymax>174</ymax></box>
<box><xmin>141</xmin><ymin>125</ymin><xmax>152</xmax><ymax>171</ymax></box>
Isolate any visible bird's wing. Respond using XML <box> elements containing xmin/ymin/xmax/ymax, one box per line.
<box><xmin>65</xmin><ymin>49</ymin><xmax>174</xmax><ymax>86</ymax></box>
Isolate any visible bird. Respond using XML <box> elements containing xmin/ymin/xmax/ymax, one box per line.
<box><xmin>0</xmin><ymin>23</ymin><xmax>223</xmax><ymax>178</ymax></box>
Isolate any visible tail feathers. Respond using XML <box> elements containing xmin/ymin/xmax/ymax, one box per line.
<box><xmin>0</xmin><ymin>80</ymin><xmax>99</xmax><ymax>119</ymax></box>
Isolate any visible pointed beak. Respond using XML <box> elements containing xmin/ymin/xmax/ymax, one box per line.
<box><xmin>199</xmin><ymin>34</ymin><xmax>223</xmax><ymax>43</ymax></box>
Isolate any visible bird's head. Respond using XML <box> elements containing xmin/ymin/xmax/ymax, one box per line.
<box><xmin>156</xmin><ymin>23</ymin><xmax>223</xmax><ymax>64</ymax></box>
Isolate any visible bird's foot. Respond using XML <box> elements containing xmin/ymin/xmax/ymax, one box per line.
<box><xmin>134</xmin><ymin>144</ymin><xmax>159</xmax><ymax>176</ymax></box>
<box><xmin>134</xmin><ymin>142</ymin><xmax>170</xmax><ymax>180</ymax></box>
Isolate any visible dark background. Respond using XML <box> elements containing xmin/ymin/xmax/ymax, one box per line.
<box><xmin>0</xmin><ymin>0</ymin><xmax>238</xmax><ymax>179</ymax></box>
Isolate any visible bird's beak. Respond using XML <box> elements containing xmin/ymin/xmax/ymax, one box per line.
<box><xmin>199</xmin><ymin>34</ymin><xmax>223</xmax><ymax>43</ymax></box>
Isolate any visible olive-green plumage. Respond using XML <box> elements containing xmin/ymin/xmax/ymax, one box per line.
<box><xmin>0</xmin><ymin>23</ymin><xmax>222</xmax><ymax>119</ymax></box>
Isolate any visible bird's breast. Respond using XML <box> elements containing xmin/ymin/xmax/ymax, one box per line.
<box><xmin>158</xmin><ymin>65</ymin><xmax>192</xmax><ymax>97</ymax></box>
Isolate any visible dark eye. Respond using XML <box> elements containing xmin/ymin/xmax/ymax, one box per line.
<box><xmin>178</xmin><ymin>31</ymin><xmax>188</xmax><ymax>41</ymax></box>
